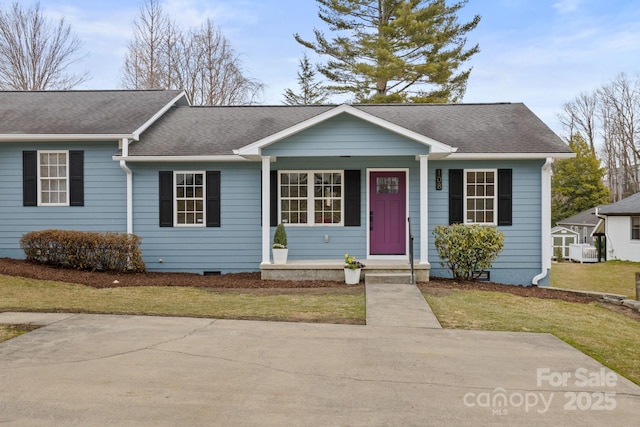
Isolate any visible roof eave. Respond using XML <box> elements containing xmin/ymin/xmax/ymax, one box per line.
<box><xmin>113</xmin><ymin>155</ymin><xmax>250</xmax><ymax>162</ymax></box>
<box><xmin>131</xmin><ymin>90</ymin><xmax>189</xmax><ymax>140</ymax></box>
<box><xmin>446</xmin><ymin>152</ymin><xmax>575</xmax><ymax>160</ymax></box>
<box><xmin>0</xmin><ymin>134</ymin><xmax>133</xmax><ymax>142</ymax></box>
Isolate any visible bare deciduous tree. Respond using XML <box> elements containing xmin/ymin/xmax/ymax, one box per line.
<box><xmin>558</xmin><ymin>73</ymin><xmax>640</xmax><ymax>201</ymax></box>
<box><xmin>558</xmin><ymin>91</ymin><xmax>598</xmax><ymax>154</ymax></box>
<box><xmin>121</xmin><ymin>0</ymin><xmax>262</xmax><ymax>105</ymax></box>
<box><xmin>0</xmin><ymin>1</ymin><xmax>88</xmax><ymax>90</ymax></box>
<box><xmin>598</xmin><ymin>74</ymin><xmax>640</xmax><ymax>200</ymax></box>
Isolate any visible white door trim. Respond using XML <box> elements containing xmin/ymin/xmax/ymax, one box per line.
<box><xmin>366</xmin><ymin>168</ymin><xmax>410</xmax><ymax>260</ymax></box>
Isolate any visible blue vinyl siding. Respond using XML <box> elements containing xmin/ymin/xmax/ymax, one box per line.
<box><xmin>0</xmin><ymin>142</ymin><xmax>126</xmax><ymax>258</ymax></box>
<box><xmin>263</xmin><ymin>114</ymin><xmax>430</xmax><ymax>157</ymax></box>
<box><xmin>130</xmin><ymin>162</ymin><xmax>263</xmax><ymax>274</ymax></box>
<box><xmin>428</xmin><ymin>160</ymin><xmax>544</xmax><ymax>285</ymax></box>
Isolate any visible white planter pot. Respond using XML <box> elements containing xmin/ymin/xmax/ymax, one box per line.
<box><xmin>272</xmin><ymin>248</ymin><xmax>288</xmax><ymax>264</ymax></box>
<box><xmin>344</xmin><ymin>268</ymin><xmax>362</xmax><ymax>285</ymax></box>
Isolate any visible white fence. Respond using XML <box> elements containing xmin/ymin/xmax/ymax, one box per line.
<box><xmin>569</xmin><ymin>243</ymin><xmax>599</xmax><ymax>263</ymax></box>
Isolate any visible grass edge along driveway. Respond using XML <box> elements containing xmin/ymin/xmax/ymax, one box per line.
<box><xmin>0</xmin><ymin>275</ymin><xmax>365</xmax><ymax>327</ymax></box>
<box><xmin>423</xmin><ymin>287</ymin><xmax>640</xmax><ymax>386</ymax></box>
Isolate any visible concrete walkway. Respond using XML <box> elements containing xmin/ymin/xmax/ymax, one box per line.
<box><xmin>365</xmin><ymin>282</ymin><xmax>441</xmax><ymax>328</ymax></box>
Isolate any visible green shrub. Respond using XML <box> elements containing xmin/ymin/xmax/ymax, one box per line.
<box><xmin>554</xmin><ymin>246</ymin><xmax>564</xmax><ymax>262</ymax></box>
<box><xmin>433</xmin><ymin>224</ymin><xmax>504</xmax><ymax>281</ymax></box>
<box><xmin>273</xmin><ymin>223</ymin><xmax>287</xmax><ymax>248</ymax></box>
<box><xmin>20</xmin><ymin>229</ymin><xmax>145</xmax><ymax>273</ymax></box>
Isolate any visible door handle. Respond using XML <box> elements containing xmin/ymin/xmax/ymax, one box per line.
<box><xmin>369</xmin><ymin>211</ymin><xmax>373</xmax><ymax>230</ymax></box>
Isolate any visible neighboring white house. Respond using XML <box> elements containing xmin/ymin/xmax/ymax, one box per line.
<box><xmin>593</xmin><ymin>192</ymin><xmax>640</xmax><ymax>262</ymax></box>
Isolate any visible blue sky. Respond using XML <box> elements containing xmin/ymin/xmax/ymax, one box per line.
<box><xmin>18</xmin><ymin>0</ymin><xmax>640</xmax><ymax>134</ymax></box>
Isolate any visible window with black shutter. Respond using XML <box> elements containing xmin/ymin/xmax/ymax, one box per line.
<box><xmin>23</xmin><ymin>150</ymin><xmax>83</xmax><ymax>207</ymax></box>
<box><xmin>448</xmin><ymin>168</ymin><xmax>512</xmax><ymax>226</ymax></box>
<box><xmin>159</xmin><ymin>170</ymin><xmax>221</xmax><ymax>227</ymax></box>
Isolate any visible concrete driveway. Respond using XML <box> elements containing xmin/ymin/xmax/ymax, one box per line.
<box><xmin>0</xmin><ymin>312</ymin><xmax>638</xmax><ymax>426</ymax></box>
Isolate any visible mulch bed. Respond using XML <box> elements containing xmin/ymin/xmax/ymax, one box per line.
<box><xmin>0</xmin><ymin>257</ymin><xmax>597</xmax><ymax>299</ymax></box>
<box><xmin>0</xmin><ymin>258</ymin><xmax>346</xmax><ymax>289</ymax></box>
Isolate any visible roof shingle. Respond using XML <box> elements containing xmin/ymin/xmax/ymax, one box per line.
<box><xmin>131</xmin><ymin>103</ymin><xmax>571</xmax><ymax>156</ymax></box>
<box><xmin>0</xmin><ymin>90</ymin><xmax>185</xmax><ymax>136</ymax></box>
<box><xmin>599</xmin><ymin>192</ymin><xmax>640</xmax><ymax>215</ymax></box>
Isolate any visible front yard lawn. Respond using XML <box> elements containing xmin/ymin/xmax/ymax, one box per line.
<box><xmin>0</xmin><ymin>275</ymin><xmax>365</xmax><ymax>326</ymax></box>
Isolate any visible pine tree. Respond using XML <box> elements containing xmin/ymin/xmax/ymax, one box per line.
<box><xmin>552</xmin><ymin>133</ymin><xmax>610</xmax><ymax>224</ymax></box>
<box><xmin>294</xmin><ymin>0</ymin><xmax>480</xmax><ymax>103</ymax></box>
<box><xmin>283</xmin><ymin>54</ymin><xmax>329</xmax><ymax>105</ymax></box>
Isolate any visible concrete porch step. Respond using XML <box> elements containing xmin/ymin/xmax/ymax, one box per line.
<box><xmin>365</xmin><ymin>272</ymin><xmax>413</xmax><ymax>285</ymax></box>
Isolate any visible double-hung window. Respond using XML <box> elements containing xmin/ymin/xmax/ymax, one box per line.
<box><xmin>632</xmin><ymin>216</ymin><xmax>640</xmax><ymax>240</ymax></box>
<box><xmin>38</xmin><ymin>151</ymin><xmax>69</xmax><ymax>206</ymax></box>
<box><xmin>174</xmin><ymin>172</ymin><xmax>205</xmax><ymax>226</ymax></box>
<box><xmin>279</xmin><ymin>171</ymin><xmax>343</xmax><ymax>225</ymax></box>
<box><xmin>23</xmin><ymin>150</ymin><xmax>83</xmax><ymax>207</ymax></box>
<box><xmin>465</xmin><ymin>169</ymin><xmax>496</xmax><ymax>225</ymax></box>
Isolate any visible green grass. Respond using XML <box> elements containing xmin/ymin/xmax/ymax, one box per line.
<box><xmin>0</xmin><ymin>275</ymin><xmax>365</xmax><ymax>325</ymax></box>
<box><xmin>551</xmin><ymin>260</ymin><xmax>640</xmax><ymax>296</ymax></box>
<box><xmin>423</xmin><ymin>288</ymin><xmax>640</xmax><ymax>385</ymax></box>
<box><xmin>0</xmin><ymin>324</ymin><xmax>38</xmax><ymax>342</ymax></box>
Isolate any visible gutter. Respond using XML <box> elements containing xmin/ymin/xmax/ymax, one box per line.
<box><xmin>532</xmin><ymin>157</ymin><xmax>554</xmax><ymax>285</ymax></box>
<box><xmin>118</xmin><ymin>138</ymin><xmax>133</xmax><ymax>235</ymax></box>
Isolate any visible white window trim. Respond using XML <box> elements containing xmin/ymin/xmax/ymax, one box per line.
<box><xmin>37</xmin><ymin>150</ymin><xmax>69</xmax><ymax>207</ymax></box>
<box><xmin>278</xmin><ymin>170</ymin><xmax>344</xmax><ymax>226</ymax></box>
<box><xmin>464</xmin><ymin>168</ymin><xmax>497</xmax><ymax>226</ymax></box>
<box><xmin>173</xmin><ymin>171</ymin><xmax>206</xmax><ymax>227</ymax></box>
<box><xmin>631</xmin><ymin>216</ymin><xmax>640</xmax><ymax>241</ymax></box>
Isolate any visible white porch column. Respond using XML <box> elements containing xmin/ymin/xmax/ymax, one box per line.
<box><xmin>419</xmin><ymin>155</ymin><xmax>429</xmax><ymax>264</ymax></box>
<box><xmin>261</xmin><ymin>156</ymin><xmax>272</xmax><ymax>264</ymax></box>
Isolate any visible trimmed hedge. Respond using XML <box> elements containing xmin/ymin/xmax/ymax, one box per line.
<box><xmin>20</xmin><ymin>229</ymin><xmax>146</xmax><ymax>273</ymax></box>
<box><xmin>433</xmin><ymin>224</ymin><xmax>504</xmax><ymax>281</ymax></box>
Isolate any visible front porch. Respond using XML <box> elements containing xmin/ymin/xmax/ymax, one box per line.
<box><xmin>261</xmin><ymin>259</ymin><xmax>430</xmax><ymax>282</ymax></box>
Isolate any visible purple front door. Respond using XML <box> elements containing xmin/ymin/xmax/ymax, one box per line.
<box><xmin>369</xmin><ymin>171</ymin><xmax>406</xmax><ymax>255</ymax></box>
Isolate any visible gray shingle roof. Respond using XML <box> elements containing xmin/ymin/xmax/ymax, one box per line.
<box><xmin>130</xmin><ymin>102</ymin><xmax>571</xmax><ymax>156</ymax></box>
<box><xmin>599</xmin><ymin>192</ymin><xmax>640</xmax><ymax>215</ymax></box>
<box><xmin>132</xmin><ymin>105</ymin><xmax>335</xmax><ymax>156</ymax></box>
<box><xmin>557</xmin><ymin>207</ymin><xmax>599</xmax><ymax>226</ymax></box>
<box><xmin>0</xmin><ymin>90</ymin><xmax>185</xmax><ymax>136</ymax></box>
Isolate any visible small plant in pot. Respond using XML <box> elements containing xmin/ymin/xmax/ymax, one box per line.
<box><xmin>344</xmin><ymin>253</ymin><xmax>365</xmax><ymax>285</ymax></box>
<box><xmin>272</xmin><ymin>223</ymin><xmax>288</xmax><ymax>264</ymax></box>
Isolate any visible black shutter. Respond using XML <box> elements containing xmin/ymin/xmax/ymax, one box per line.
<box><xmin>449</xmin><ymin>169</ymin><xmax>464</xmax><ymax>224</ymax></box>
<box><xmin>159</xmin><ymin>171</ymin><xmax>173</xmax><ymax>227</ymax></box>
<box><xmin>206</xmin><ymin>171</ymin><xmax>221</xmax><ymax>227</ymax></box>
<box><xmin>69</xmin><ymin>151</ymin><xmax>84</xmax><ymax>206</ymax></box>
<box><xmin>270</xmin><ymin>170</ymin><xmax>278</xmax><ymax>226</ymax></box>
<box><xmin>23</xmin><ymin>151</ymin><xmax>37</xmax><ymax>206</ymax></box>
<box><xmin>344</xmin><ymin>170</ymin><xmax>361</xmax><ymax>226</ymax></box>
<box><xmin>497</xmin><ymin>169</ymin><xmax>513</xmax><ymax>226</ymax></box>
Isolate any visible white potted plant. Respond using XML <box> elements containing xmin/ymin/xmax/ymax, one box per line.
<box><xmin>344</xmin><ymin>253</ymin><xmax>365</xmax><ymax>285</ymax></box>
<box><xmin>272</xmin><ymin>223</ymin><xmax>288</xmax><ymax>264</ymax></box>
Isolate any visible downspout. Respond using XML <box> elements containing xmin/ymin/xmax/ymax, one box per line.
<box><xmin>118</xmin><ymin>138</ymin><xmax>133</xmax><ymax>235</ymax></box>
<box><xmin>532</xmin><ymin>157</ymin><xmax>554</xmax><ymax>285</ymax></box>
